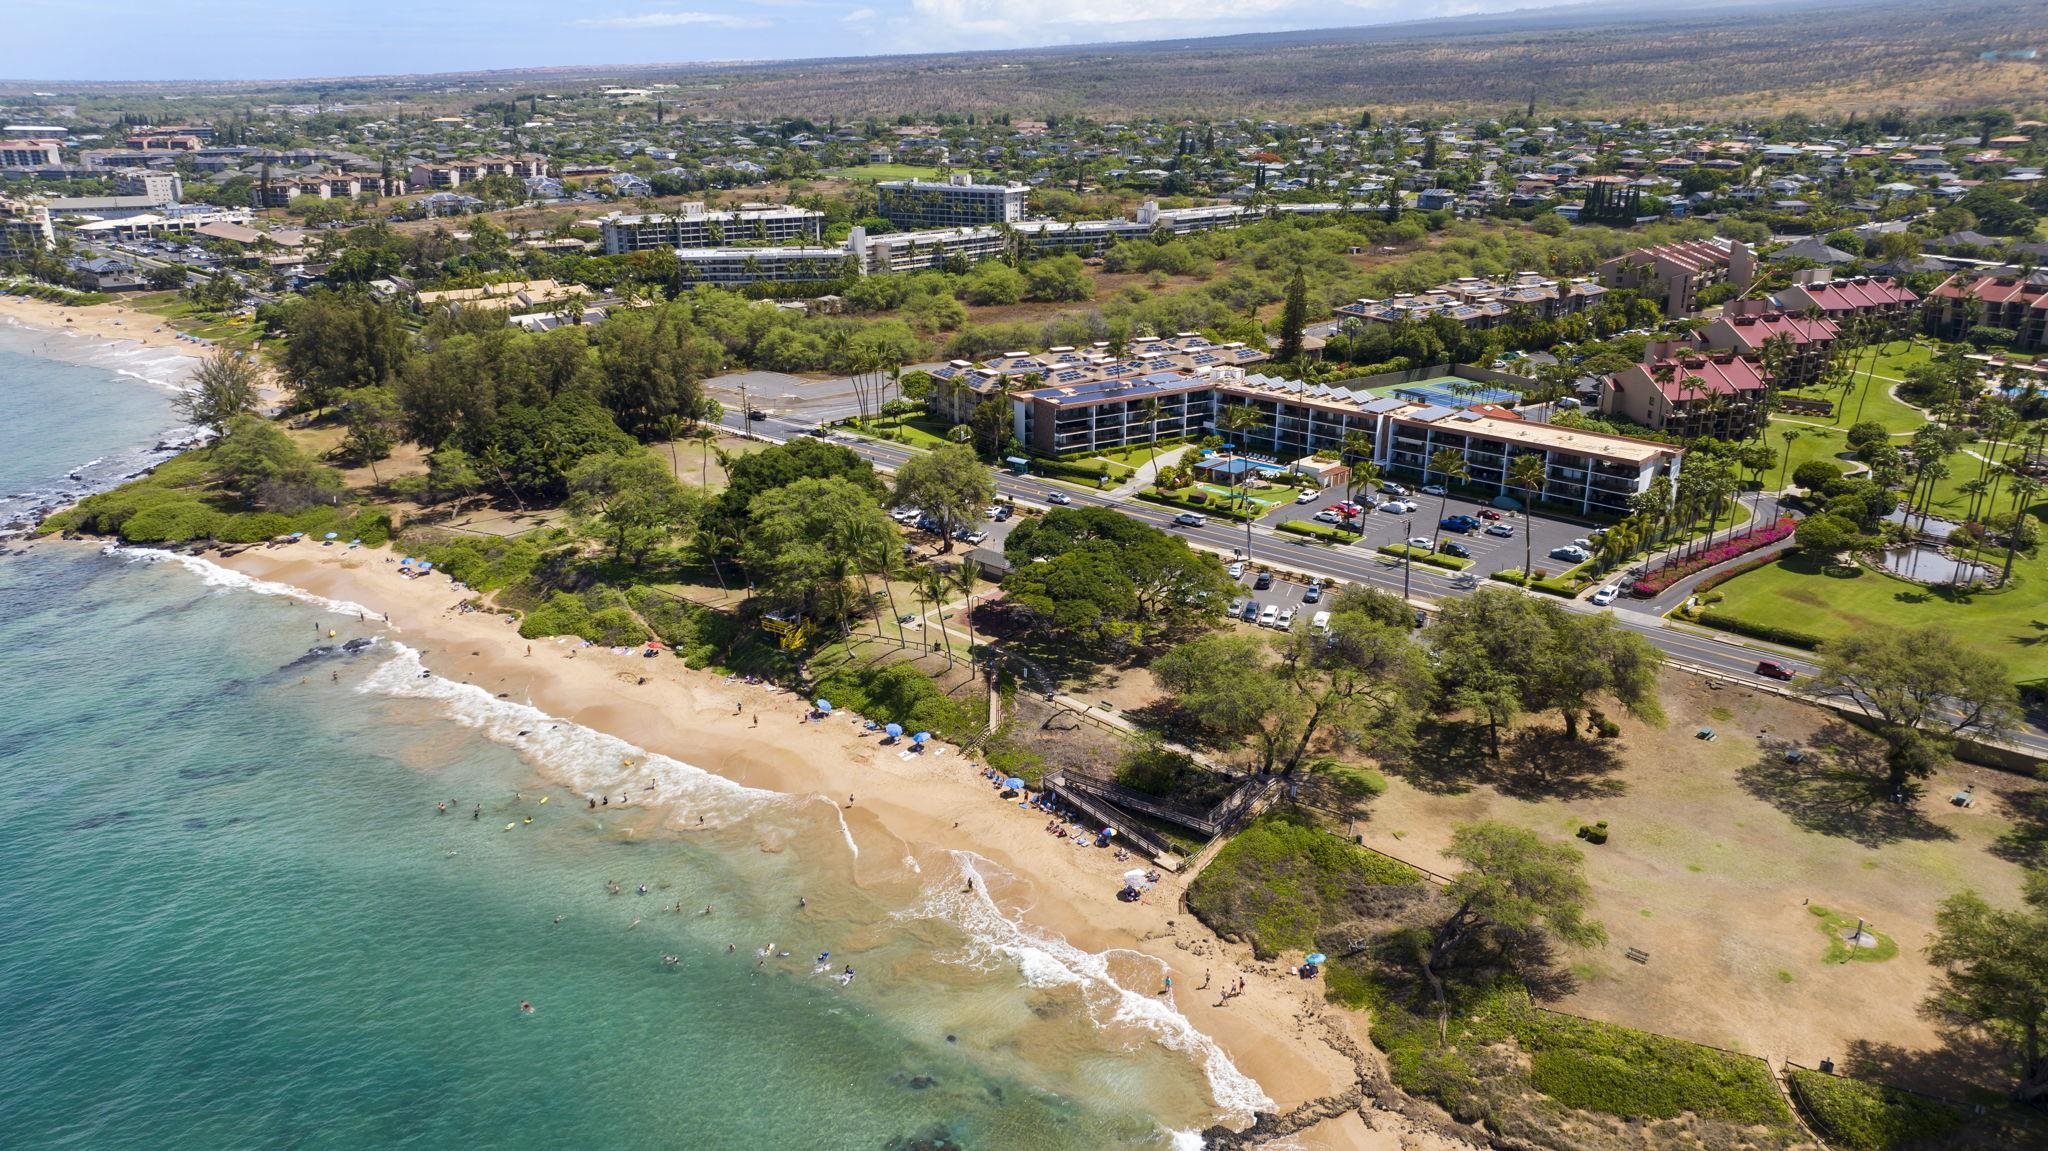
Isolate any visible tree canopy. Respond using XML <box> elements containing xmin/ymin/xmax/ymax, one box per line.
<box><xmin>1924</xmin><ymin>873</ymin><xmax>2048</xmax><ymax>1101</ymax></box>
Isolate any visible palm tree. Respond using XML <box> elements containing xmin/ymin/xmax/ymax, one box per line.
<box><xmin>1341</xmin><ymin>429</ymin><xmax>1375</xmax><ymax>499</ymax></box>
<box><xmin>915</xmin><ymin>565</ymin><xmax>954</xmax><ymax>665</ymax></box>
<box><xmin>1427</xmin><ymin>446</ymin><xmax>1469</xmax><ymax>550</ymax></box>
<box><xmin>1138</xmin><ymin>396</ymin><xmax>1166</xmax><ymax>482</ymax></box>
<box><xmin>655</xmin><ymin>413</ymin><xmax>688</xmax><ymax>476</ymax></box>
<box><xmin>1219</xmin><ymin>403</ymin><xmax>1264</xmax><ymax>516</ymax></box>
<box><xmin>954</xmin><ymin>558</ymin><xmax>982</xmax><ymax>670</ymax></box>
<box><xmin>1507</xmin><ymin>453</ymin><xmax>1547</xmax><ymax>582</ymax></box>
<box><xmin>867</xmin><ymin>526</ymin><xmax>911</xmax><ymax>649</ymax></box>
<box><xmin>2000</xmin><ymin>473</ymin><xmax>2042</xmax><ymax>586</ymax></box>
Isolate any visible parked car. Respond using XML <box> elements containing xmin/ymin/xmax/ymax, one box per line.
<box><xmin>1258</xmin><ymin>604</ymin><xmax>1281</xmax><ymax>627</ymax></box>
<box><xmin>1382</xmin><ymin>500</ymin><xmax>1415</xmax><ymax>514</ymax></box>
<box><xmin>1590</xmin><ymin>585</ymin><xmax>1620</xmax><ymax>606</ymax></box>
<box><xmin>746</xmin><ymin>408</ymin><xmax>767</xmax><ymax>421</ymax></box>
<box><xmin>1295</xmin><ymin>490</ymin><xmax>1319</xmax><ymax>504</ymax></box>
<box><xmin>1381</xmin><ymin>481</ymin><xmax>1410</xmax><ymax>496</ymax></box>
<box><xmin>1439</xmin><ymin>515</ymin><xmax>1479</xmax><ymax>532</ymax></box>
<box><xmin>1228</xmin><ymin>597</ymin><xmax>1248</xmax><ymax>617</ymax></box>
<box><xmin>955</xmin><ymin>529</ymin><xmax>988</xmax><ymax>545</ymax></box>
<box><xmin>1550</xmin><ymin>544</ymin><xmax>1590</xmax><ymax>562</ymax></box>
<box><xmin>1046</xmin><ymin>491</ymin><xmax>1071</xmax><ymax>505</ymax></box>
<box><xmin>1276</xmin><ymin>607</ymin><xmax>1297</xmax><ymax>630</ymax></box>
<box><xmin>1173</xmin><ymin>511</ymin><xmax>1206</xmax><ymax>526</ymax></box>
<box><xmin>1755</xmin><ymin>660</ymin><xmax>1798</xmax><ymax>681</ymax></box>
<box><xmin>1302</xmin><ymin>584</ymin><xmax>1322</xmax><ymax>604</ymax></box>
<box><xmin>1310</xmin><ymin>610</ymin><xmax>1332</xmax><ymax>636</ymax></box>
<box><xmin>1406</xmin><ymin>536</ymin><xmax>1434</xmax><ymax>550</ymax></box>
<box><xmin>1573</xmin><ymin>537</ymin><xmax>1594</xmax><ymax>550</ymax></box>
<box><xmin>1240</xmin><ymin>600</ymin><xmax>1262</xmax><ymax>622</ymax></box>
<box><xmin>1420</xmin><ymin>484</ymin><xmax>1447</xmax><ymax>497</ymax></box>
<box><xmin>1253</xmin><ymin>571</ymin><xmax>1273</xmax><ymax>590</ymax></box>
<box><xmin>1441</xmin><ymin>541</ymin><xmax>1472</xmax><ymax>558</ymax></box>
<box><xmin>1227</xmin><ymin>561</ymin><xmax>1245</xmax><ymax>579</ymax></box>
<box><xmin>1313</xmin><ymin>510</ymin><xmax>1341</xmax><ymax>524</ymax></box>
<box><xmin>991</xmin><ymin>506</ymin><xmax>1011</xmax><ymax>522</ymax></box>
<box><xmin>1479</xmin><ymin>509</ymin><xmax>1504</xmax><ymax>520</ymax></box>
<box><xmin>1485</xmin><ymin>523</ymin><xmax>1515</xmax><ymax>538</ymax></box>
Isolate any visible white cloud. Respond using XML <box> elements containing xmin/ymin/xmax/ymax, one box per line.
<box><xmin>843</xmin><ymin>6</ymin><xmax>877</xmax><ymax>22</ymax></box>
<box><xmin>573</xmin><ymin>10</ymin><xmax>772</xmax><ymax>29</ymax></box>
<box><xmin>898</xmin><ymin>0</ymin><xmax>1532</xmax><ymax>48</ymax></box>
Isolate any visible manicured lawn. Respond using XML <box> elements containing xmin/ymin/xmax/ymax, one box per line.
<box><xmin>821</xmin><ymin>163</ymin><xmax>945</xmax><ymax>181</ymax></box>
<box><xmin>1703</xmin><ymin>553</ymin><xmax>2046</xmax><ymax>681</ymax></box>
<box><xmin>1774</xmin><ymin>339</ymin><xmax>1937</xmax><ymax>435</ymax></box>
<box><xmin>850</xmin><ymin>412</ymin><xmax>960</xmax><ymax>451</ymax></box>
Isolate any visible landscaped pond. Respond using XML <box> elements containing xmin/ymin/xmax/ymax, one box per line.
<box><xmin>1875</xmin><ymin>545</ymin><xmax>1994</xmax><ymax>585</ymax></box>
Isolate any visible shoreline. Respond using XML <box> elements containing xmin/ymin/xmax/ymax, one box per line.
<box><xmin>159</xmin><ymin>537</ymin><xmax>1477</xmax><ymax>1151</ymax></box>
<box><xmin>0</xmin><ymin>292</ymin><xmax>210</xmax><ymax>361</ymax></box>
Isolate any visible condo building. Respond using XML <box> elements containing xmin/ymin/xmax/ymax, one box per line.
<box><xmin>876</xmin><ymin>174</ymin><xmax>1028</xmax><ymax>228</ymax></box>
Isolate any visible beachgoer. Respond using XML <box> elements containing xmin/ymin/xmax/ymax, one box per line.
<box><xmin>798</xmin><ymin>896</ymin><xmax>806</xmax><ymax>908</ymax></box>
<box><xmin>1161</xmin><ymin>975</ymin><xmax>1172</xmax><ymax>995</ymax></box>
<box><xmin>589</xmin><ymin>798</ymin><xmax>596</xmax><ymax>809</ymax></box>
<box><xmin>847</xmin><ymin>795</ymin><xmax>854</xmax><ymax>807</ymax></box>
<box><xmin>436</xmin><ymin>802</ymin><xmax>446</xmax><ymax>814</ymax></box>
<box><xmin>735</xmin><ymin>702</ymin><xmax>743</xmax><ymax>715</ymax></box>
<box><xmin>602</xmin><ymin>796</ymin><xmax>608</xmax><ymax>806</ymax></box>
<box><xmin>472</xmin><ymin>805</ymin><xmax>480</xmax><ymax>820</ymax></box>
<box><xmin>727</xmin><ymin>943</ymin><xmax>736</xmax><ymax>953</ymax></box>
<box><xmin>553</xmin><ymin>916</ymin><xmax>565</xmax><ymax>925</ymax></box>
<box><xmin>703</xmin><ymin>905</ymin><xmax>713</xmax><ymax>915</ymax></box>
<box><xmin>751</xmin><ymin>716</ymin><xmax>758</xmax><ymax>728</ymax></box>
<box><xmin>331</xmin><ymin>670</ymin><xmax>339</xmax><ymax>683</ymax></box>
<box><xmin>526</xmin><ymin>645</ymin><xmax>531</xmax><ymax>657</ymax></box>
<box><xmin>519</xmin><ymin>1001</ymin><xmax>534</xmax><ymax>1014</ymax></box>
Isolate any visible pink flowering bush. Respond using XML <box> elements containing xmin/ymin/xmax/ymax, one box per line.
<box><xmin>1630</xmin><ymin>518</ymin><xmax>1796</xmax><ymax>597</ymax></box>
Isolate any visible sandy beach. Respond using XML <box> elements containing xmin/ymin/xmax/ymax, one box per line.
<box><xmin>204</xmin><ymin>539</ymin><xmax>1479</xmax><ymax>1151</ymax></box>
<box><xmin>0</xmin><ymin>293</ymin><xmax>201</xmax><ymax>356</ymax></box>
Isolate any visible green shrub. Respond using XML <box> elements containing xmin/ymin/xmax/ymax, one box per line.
<box><xmin>1187</xmin><ymin>812</ymin><xmax>1422</xmax><ymax>960</ymax></box>
<box><xmin>1519</xmin><ymin>1010</ymin><xmax>1791</xmax><ymax>1127</ymax></box>
<box><xmin>519</xmin><ymin>589</ymin><xmax>649</xmax><ymax>645</ymax></box>
<box><xmin>809</xmin><ymin>660</ymin><xmax>983</xmax><ymax>743</ymax></box>
<box><xmin>1787</xmin><ymin>1069</ymin><xmax>1964</xmax><ymax>1150</ymax></box>
<box><xmin>1278</xmin><ymin>519</ymin><xmax>1354</xmax><ymax>542</ymax></box>
<box><xmin>1694</xmin><ymin>610</ymin><xmax>1826</xmax><ymax>649</ymax></box>
<box><xmin>214</xmin><ymin>512</ymin><xmax>296</xmax><ymax>543</ymax></box>
<box><xmin>1378</xmin><ymin>543</ymin><xmax>1472</xmax><ymax>570</ymax></box>
<box><xmin>118</xmin><ymin>499</ymin><xmax>222</xmax><ymax>543</ymax></box>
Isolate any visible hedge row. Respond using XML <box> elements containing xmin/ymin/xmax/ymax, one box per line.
<box><xmin>1690</xmin><ymin>548</ymin><xmax>1793</xmax><ymax>596</ymax></box>
<box><xmin>1786</xmin><ymin>1068</ymin><xmax>1964</xmax><ymax>1151</ymax></box>
<box><xmin>1139</xmin><ymin>489</ymin><xmax>1256</xmax><ymax>522</ymax></box>
<box><xmin>1692</xmin><ymin>610</ymin><xmax>1826</xmax><ymax>650</ymax></box>
<box><xmin>1278</xmin><ymin>519</ymin><xmax>1357</xmax><ymax>543</ymax></box>
<box><xmin>1379</xmin><ymin>543</ymin><xmax>1472</xmax><ymax>570</ymax></box>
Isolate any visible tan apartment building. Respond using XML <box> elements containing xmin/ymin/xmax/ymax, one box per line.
<box><xmin>1597</xmin><ymin>238</ymin><xmax>1754</xmax><ymax>318</ymax></box>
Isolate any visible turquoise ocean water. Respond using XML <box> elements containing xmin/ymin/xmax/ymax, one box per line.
<box><xmin>0</xmin><ymin>336</ymin><xmax>1251</xmax><ymax>1149</ymax></box>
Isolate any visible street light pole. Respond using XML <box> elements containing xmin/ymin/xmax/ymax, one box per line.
<box><xmin>1402</xmin><ymin>516</ymin><xmax>1414</xmax><ymax>601</ymax></box>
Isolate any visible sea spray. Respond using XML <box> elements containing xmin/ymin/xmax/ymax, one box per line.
<box><xmin>359</xmin><ymin>642</ymin><xmax>780</xmax><ymax>828</ymax></box>
<box><xmin>903</xmin><ymin>850</ymin><xmax>1272</xmax><ymax>1124</ymax></box>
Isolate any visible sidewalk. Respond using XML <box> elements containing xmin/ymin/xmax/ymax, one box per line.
<box><xmin>1107</xmin><ymin>445</ymin><xmax>1191</xmax><ymax>499</ymax></box>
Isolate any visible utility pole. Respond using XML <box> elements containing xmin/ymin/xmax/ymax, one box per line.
<box><xmin>739</xmin><ymin>381</ymin><xmax>750</xmax><ymax>441</ymax></box>
<box><xmin>1402</xmin><ymin>516</ymin><xmax>1414</xmax><ymax>601</ymax></box>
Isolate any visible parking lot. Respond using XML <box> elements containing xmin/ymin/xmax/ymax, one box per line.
<box><xmin>1249</xmin><ymin>484</ymin><xmax>1598</xmax><ymax>583</ymax></box>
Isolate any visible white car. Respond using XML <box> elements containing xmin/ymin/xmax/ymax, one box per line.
<box><xmin>1276</xmin><ymin>607</ymin><xmax>1297</xmax><ymax>630</ymax></box>
<box><xmin>1046</xmin><ymin>491</ymin><xmax>1072</xmax><ymax>505</ymax></box>
<box><xmin>1310</xmin><ymin>609</ymin><xmax>1332</xmax><ymax>635</ymax></box>
<box><xmin>1382</xmin><ymin>500</ymin><xmax>1414</xmax><ymax>514</ymax></box>
<box><xmin>1258</xmin><ymin>604</ymin><xmax>1281</xmax><ymax>627</ymax></box>
<box><xmin>1420</xmin><ymin>484</ymin><xmax>1447</xmax><ymax>496</ymax></box>
<box><xmin>1295</xmin><ymin>489</ymin><xmax>1319</xmax><ymax>504</ymax></box>
<box><xmin>1312</xmin><ymin>510</ymin><xmax>1341</xmax><ymax>524</ymax></box>
<box><xmin>1227</xmin><ymin>561</ymin><xmax>1245</xmax><ymax>579</ymax></box>
<box><xmin>1590</xmin><ymin>585</ymin><xmax>1620</xmax><ymax>606</ymax></box>
<box><xmin>1380</xmin><ymin>482</ymin><xmax>1410</xmax><ymax>496</ymax></box>
<box><xmin>1406</xmin><ymin>536</ymin><xmax>1433</xmax><ymax>550</ymax></box>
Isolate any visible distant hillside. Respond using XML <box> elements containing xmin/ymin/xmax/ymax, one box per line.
<box><xmin>4</xmin><ymin>0</ymin><xmax>2043</xmax><ymax>120</ymax></box>
<box><xmin>615</xmin><ymin>0</ymin><xmax>2048</xmax><ymax>120</ymax></box>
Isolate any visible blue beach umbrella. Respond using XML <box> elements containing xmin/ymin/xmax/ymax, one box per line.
<box><xmin>1305</xmin><ymin>953</ymin><xmax>1327</xmax><ymax>966</ymax></box>
<box><xmin>911</xmin><ymin>731</ymin><xmax>930</xmax><ymax>744</ymax></box>
<box><xmin>814</xmin><ymin>699</ymin><xmax>833</xmax><ymax>714</ymax></box>
<box><xmin>323</xmin><ymin>532</ymin><xmax>338</xmax><ymax>540</ymax></box>
<box><xmin>399</xmin><ymin>556</ymin><xmax>413</xmax><ymax>566</ymax></box>
<box><xmin>884</xmin><ymin>723</ymin><xmax>903</xmax><ymax>738</ymax></box>
<box><xmin>1003</xmin><ymin>777</ymin><xmax>1026</xmax><ymax>790</ymax></box>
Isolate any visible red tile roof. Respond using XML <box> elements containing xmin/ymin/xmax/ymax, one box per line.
<box><xmin>1930</xmin><ymin>274</ymin><xmax>2048</xmax><ymax>307</ymax></box>
<box><xmin>1789</xmin><ymin>276</ymin><xmax>1917</xmax><ymax>311</ymax></box>
<box><xmin>1645</xmin><ymin>354</ymin><xmax>1769</xmax><ymax>403</ymax></box>
<box><xmin>1717</xmin><ymin>311</ymin><xmax>1839</xmax><ymax>349</ymax></box>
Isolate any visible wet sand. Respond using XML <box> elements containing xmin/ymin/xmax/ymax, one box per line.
<box><xmin>210</xmin><ymin>540</ymin><xmax>1478</xmax><ymax>1150</ymax></box>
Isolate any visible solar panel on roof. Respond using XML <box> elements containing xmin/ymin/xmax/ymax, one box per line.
<box><xmin>1411</xmin><ymin>405</ymin><xmax>1455</xmax><ymax>422</ymax></box>
<box><xmin>1455</xmin><ymin>410</ymin><xmax>1485</xmax><ymax>421</ymax></box>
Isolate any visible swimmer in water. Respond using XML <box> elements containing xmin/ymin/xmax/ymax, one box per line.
<box><xmin>552</xmin><ymin>916</ymin><xmax>565</xmax><ymax>925</ymax></box>
<box><xmin>519</xmin><ymin>1001</ymin><xmax>534</xmax><ymax>1014</ymax></box>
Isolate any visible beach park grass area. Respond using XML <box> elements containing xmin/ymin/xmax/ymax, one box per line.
<box><xmin>1699</xmin><ymin>552</ymin><xmax>2047</xmax><ymax>682</ymax></box>
<box><xmin>820</xmin><ymin>163</ymin><xmax>946</xmax><ymax>181</ymax></box>
<box><xmin>1356</xmin><ymin>674</ymin><xmax>2044</xmax><ymax>1096</ymax></box>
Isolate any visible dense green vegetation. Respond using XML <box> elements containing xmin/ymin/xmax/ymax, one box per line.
<box><xmin>1786</xmin><ymin>1070</ymin><xmax>1964</xmax><ymax>1151</ymax></box>
<box><xmin>1185</xmin><ymin>812</ymin><xmax>1422</xmax><ymax>960</ymax></box>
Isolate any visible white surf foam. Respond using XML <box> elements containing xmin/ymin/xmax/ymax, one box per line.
<box><xmin>359</xmin><ymin>642</ymin><xmax>780</xmax><ymax>827</ymax></box>
<box><xmin>110</xmin><ymin>546</ymin><xmax>385</xmax><ymax>619</ymax></box>
<box><xmin>903</xmin><ymin>850</ymin><xmax>1271</xmax><ymax>1123</ymax></box>
<box><xmin>828</xmin><ymin>800</ymin><xmax>859</xmax><ymax>858</ymax></box>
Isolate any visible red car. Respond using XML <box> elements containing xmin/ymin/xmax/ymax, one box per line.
<box><xmin>1755</xmin><ymin>660</ymin><xmax>1797</xmax><ymax>681</ymax></box>
<box><xmin>1479</xmin><ymin>509</ymin><xmax>1504</xmax><ymax>520</ymax></box>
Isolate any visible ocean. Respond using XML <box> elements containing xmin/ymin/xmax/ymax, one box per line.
<box><xmin>0</xmin><ymin>319</ymin><xmax>198</xmax><ymax>533</ymax></box>
<box><xmin>0</xmin><ymin>331</ymin><xmax>1250</xmax><ymax>1149</ymax></box>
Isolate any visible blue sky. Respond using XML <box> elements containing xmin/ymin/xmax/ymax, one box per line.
<box><xmin>1</xmin><ymin>0</ymin><xmax>1608</xmax><ymax>81</ymax></box>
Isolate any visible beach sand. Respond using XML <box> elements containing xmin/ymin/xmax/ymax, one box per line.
<box><xmin>209</xmin><ymin>540</ymin><xmax>1480</xmax><ymax>1151</ymax></box>
<box><xmin>0</xmin><ymin>293</ymin><xmax>200</xmax><ymax>355</ymax></box>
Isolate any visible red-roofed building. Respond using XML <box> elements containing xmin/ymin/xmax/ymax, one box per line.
<box><xmin>1923</xmin><ymin>272</ymin><xmax>2048</xmax><ymax>350</ymax></box>
<box><xmin>1697</xmin><ymin>300</ymin><xmax>1839</xmax><ymax>386</ymax></box>
<box><xmin>1600</xmin><ymin>351</ymin><xmax>1772</xmax><ymax>439</ymax></box>
<box><xmin>1776</xmin><ymin>272</ymin><xmax>1919</xmax><ymax>329</ymax></box>
<box><xmin>1597</xmin><ymin>238</ymin><xmax>1755</xmax><ymax>318</ymax></box>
